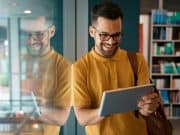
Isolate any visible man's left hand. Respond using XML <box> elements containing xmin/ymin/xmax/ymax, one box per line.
<box><xmin>138</xmin><ymin>92</ymin><xmax>161</xmax><ymax>116</ymax></box>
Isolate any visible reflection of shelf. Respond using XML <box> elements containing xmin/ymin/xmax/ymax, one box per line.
<box><xmin>0</xmin><ymin>132</ymin><xmax>43</xmax><ymax>135</ymax></box>
<box><xmin>0</xmin><ymin>117</ymin><xmax>43</xmax><ymax>134</ymax></box>
<box><xmin>0</xmin><ymin>117</ymin><xmax>42</xmax><ymax>123</ymax></box>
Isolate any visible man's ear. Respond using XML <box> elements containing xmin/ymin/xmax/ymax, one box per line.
<box><xmin>49</xmin><ymin>25</ymin><xmax>55</xmax><ymax>38</ymax></box>
<box><xmin>89</xmin><ymin>26</ymin><xmax>95</xmax><ymax>38</ymax></box>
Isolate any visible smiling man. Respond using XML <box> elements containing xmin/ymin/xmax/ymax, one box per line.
<box><xmin>73</xmin><ymin>2</ymin><xmax>161</xmax><ymax>135</ymax></box>
<box><xmin>24</xmin><ymin>16</ymin><xmax>53</xmax><ymax>56</ymax></box>
<box><xmin>20</xmin><ymin>16</ymin><xmax>71</xmax><ymax>135</ymax></box>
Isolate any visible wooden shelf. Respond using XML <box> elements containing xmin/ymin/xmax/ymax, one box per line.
<box><xmin>158</xmin><ymin>88</ymin><xmax>180</xmax><ymax>91</ymax></box>
<box><xmin>152</xmin><ymin>55</ymin><xmax>180</xmax><ymax>58</ymax></box>
<box><xmin>150</xmin><ymin>10</ymin><xmax>180</xmax><ymax>119</ymax></box>
<box><xmin>152</xmin><ymin>40</ymin><xmax>180</xmax><ymax>43</ymax></box>
<box><xmin>153</xmin><ymin>24</ymin><xmax>180</xmax><ymax>27</ymax></box>
<box><xmin>164</xmin><ymin>103</ymin><xmax>180</xmax><ymax>105</ymax></box>
<box><xmin>172</xmin><ymin>103</ymin><xmax>180</xmax><ymax>105</ymax></box>
<box><xmin>152</xmin><ymin>73</ymin><xmax>180</xmax><ymax>76</ymax></box>
<box><xmin>168</xmin><ymin>117</ymin><xmax>180</xmax><ymax>120</ymax></box>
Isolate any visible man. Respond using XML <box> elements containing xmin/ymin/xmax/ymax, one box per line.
<box><xmin>73</xmin><ymin>2</ymin><xmax>160</xmax><ymax>135</ymax></box>
<box><xmin>20</xmin><ymin>16</ymin><xmax>71</xmax><ymax>135</ymax></box>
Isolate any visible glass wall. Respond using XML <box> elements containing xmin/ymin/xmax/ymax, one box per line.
<box><xmin>0</xmin><ymin>0</ymin><xmax>69</xmax><ymax>134</ymax></box>
<box><xmin>0</xmin><ymin>18</ymin><xmax>10</xmax><ymax>117</ymax></box>
<box><xmin>0</xmin><ymin>0</ymin><xmax>140</xmax><ymax>135</ymax></box>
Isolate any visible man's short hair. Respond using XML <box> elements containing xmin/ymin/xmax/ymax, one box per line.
<box><xmin>91</xmin><ymin>2</ymin><xmax>123</xmax><ymax>25</ymax></box>
<box><xmin>20</xmin><ymin>16</ymin><xmax>54</xmax><ymax>32</ymax></box>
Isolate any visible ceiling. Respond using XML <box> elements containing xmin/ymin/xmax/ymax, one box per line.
<box><xmin>0</xmin><ymin>0</ymin><xmax>179</xmax><ymax>16</ymax></box>
<box><xmin>0</xmin><ymin>0</ymin><xmax>54</xmax><ymax>17</ymax></box>
<box><xmin>141</xmin><ymin>0</ymin><xmax>180</xmax><ymax>14</ymax></box>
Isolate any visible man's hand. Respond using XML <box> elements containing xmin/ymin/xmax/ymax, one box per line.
<box><xmin>138</xmin><ymin>92</ymin><xmax>161</xmax><ymax>116</ymax></box>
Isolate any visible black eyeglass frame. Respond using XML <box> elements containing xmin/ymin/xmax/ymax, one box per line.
<box><xmin>92</xmin><ymin>26</ymin><xmax>123</xmax><ymax>41</ymax></box>
<box><xmin>21</xmin><ymin>26</ymin><xmax>51</xmax><ymax>41</ymax></box>
<box><xmin>27</xmin><ymin>29</ymin><xmax>49</xmax><ymax>41</ymax></box>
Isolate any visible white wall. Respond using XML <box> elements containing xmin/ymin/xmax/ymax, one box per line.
<box><xmin>140</xmin><ymin>15</ymin><xmax>150</xmax><ymax>62</ymax></box>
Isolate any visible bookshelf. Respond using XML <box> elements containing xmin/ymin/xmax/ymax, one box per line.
<box><xmin>150</xmin><ymin>9</ymin><xmax>180</xmax><ymax>119</ymax></box>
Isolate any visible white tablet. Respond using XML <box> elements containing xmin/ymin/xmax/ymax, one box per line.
<box><xmin>98</xmin><ymin>84</ymin><xmax>154</xmax><ymax>116</ymax></box>
<box><xmin>31</xmin><ymin>91</ymin><xmax>41</xmax><ymax>116</ymax></box>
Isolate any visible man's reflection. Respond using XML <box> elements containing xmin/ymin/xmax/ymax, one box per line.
<box><xmin>20</xmin><ymin>16</ymin><xmax>71</xmax><ymax>135</ymax></box>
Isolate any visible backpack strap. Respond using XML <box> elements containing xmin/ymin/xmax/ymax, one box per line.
<box><xmin>127</xmin><ymin>52</ymin><xmax>140</xmax><ymax>118</ymax></box>
<box><xmin>127</xmin><ymin>52</ymin><xmax>159</xmax><ymax>93</ymax></box>
<box><xmin>127</xmin><ymin>52</ymin><xmax>138</xmax><ymax>86</ymax></box>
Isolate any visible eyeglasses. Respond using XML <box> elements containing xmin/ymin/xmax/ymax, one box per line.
<box><xmin>93</xmin><ymin>26</ymin><xmax>123</xmax><ymax>41</ymax></box>
<box><xmin>28</xmin><ymin>29</ymin><xmax>49</xmax><ymax>41</ymax></box>
<box><xmin>23</xmin><ymin>29</ymin><xmax>48</xmax><ymax>41</ymax></box>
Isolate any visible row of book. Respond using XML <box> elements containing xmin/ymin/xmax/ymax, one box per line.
<box><xmin>0</xmin><ymin>124</ymin><xmax>14</xmax><ymax>132</ymax></box>
<box><xmin>160</xmin><ymin>91</ymin><xmax>180</xmax><ymax>104</ymax></box>
<box><xmin>172</xmin><ymin>79</ymin><xmax>180</xmax><ymax>89</ymax></box>
<box><xmin>163</xmin><ymin>106</ymin><xmax>180</xmax><ymax>117</ymax></box>
<box><xmin>153</xmin><ymin>78</ymin><xmax>170</xmax><ymax>88</ymax></box>
<box><xmin>152</xmin><ymin>42</ymin><xmax>174</xmax><ymax>55</ymax></box>
<box><xmin>153</xmin><ymin>27</ymin><xmax>166</xmax><ymax>40</ymax></box>
<box><xmin>173</xmin><ymin>107</ymin><xmax>180</xmax><ymax>117</ymax></box>
<box><xmin>152</xmin><ymin>27</ymin><xmax>178</xmax><ymax>40</ymax></box>
<box><xmin>153</xmin><ymin>78</ymin><xmax>180</xmax><ymax>89</ymax></box>
<box><xmin>160</xmin><ymin>90</ymin><xmax>170</xmax><ymax>104</ymax></box>
<box><xmin>152</xmin><ymin>62</ymin><xmax>180</xmax><ymax>74</ymax></box>
<box><xmin>0</xmin><ymin>123</ymin><xmax>43</xmax><ymax>132</ymax></box>
<box><xmin>152</xmin><ymin>10</ymin><xmax>180</xmax><ymax>24</ymax></box>
<box><xmin>164</xmin><ymin>106</ymin><xmax>170</xmax><ymax>117</ymax></box>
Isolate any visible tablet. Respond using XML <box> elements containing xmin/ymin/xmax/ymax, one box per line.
<box><xmin>31</xmin><ymin>91</ymin><xmax>41</xmax><ymax>116</ymax></box>
<box><xmin>98</xmin><ymin>84</ymin><xmax>154</xmax><ymax>116</ymax></box>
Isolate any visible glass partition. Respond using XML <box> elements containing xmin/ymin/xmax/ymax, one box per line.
<box><xmin>0</xmin><ymin>18</ymin><xmax>10</xmax><ymax>116</ymax></box>
<box><xmin>0</xmin><ymin>0</ymin><xmax>71</xmax><ymax>135</ymax></box>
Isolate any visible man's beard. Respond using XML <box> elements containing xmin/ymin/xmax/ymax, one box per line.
<box><xmin>96</xmin><ymin>42</ymin><xmax>119</xmax><ymax>58</ymax></box>
<box><xmin>27</xmin><ymin>43</ymin><xmax>47</xmax><ymax>56</ymax></box>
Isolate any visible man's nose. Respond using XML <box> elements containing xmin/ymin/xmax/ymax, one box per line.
<box><xmin>28</xmin><ymin>37</ymin><xmax>40</xmax><ymax>45</ymax></box>
<box><xmin>107</xmin><ymin>36</ymin><xmax>116</xmax><ymax>44</ymax></box>
<box><xmin>28</xmin><ymin>38</ymin><xmax>34</xmax><ymax>45</ymax></box>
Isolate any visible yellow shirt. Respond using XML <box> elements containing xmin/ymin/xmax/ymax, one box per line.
<box><xmin>21</xmin><ymin>48</ymin><xmax>71</xmax><ymax>135</ymax></box>
<box><xmin>73</xmin><ymin>48</ymin><xmax>150</xmax><ymax>135</ymax></box>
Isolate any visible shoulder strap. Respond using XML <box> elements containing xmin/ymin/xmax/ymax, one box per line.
<box><xmin>127</xmin><ymin>52</ymin><xmax>138</xmax><ymax>86</ymax></box>
<box><xmin>127</xmin><ymin>52</ymin><xmax>140</xmax><ymax>117</ymax></box>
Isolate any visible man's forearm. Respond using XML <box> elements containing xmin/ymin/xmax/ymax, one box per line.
<box><xmin>38</xmin><ymin>107</ymin><xmax>70</xmax><ymax>126</ymax></box>
<box><xmin>74</xmin><ymin>107</ymin><xmax>104</xmax><ymax>126</ymax></box>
